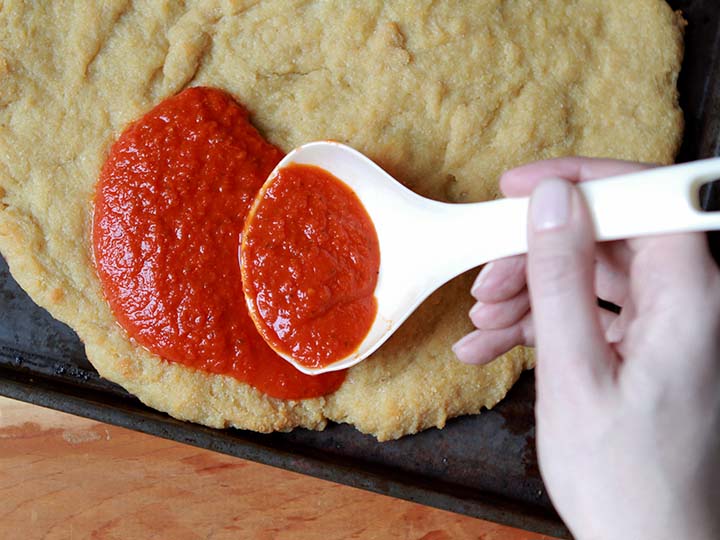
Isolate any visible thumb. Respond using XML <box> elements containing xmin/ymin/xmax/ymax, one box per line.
<box><xmin>527</xmin><ymin>178</ymin><xmax>614</xmax><ymax>399</ymax></box>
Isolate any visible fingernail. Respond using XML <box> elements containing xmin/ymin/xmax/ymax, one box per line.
<box><xmin>469</xmin><ymin>301</ymin><xmax>484</xmax><ymax>320</ymax></box>
<box><xmin>471</xmin><ymin>262</ymin><xmax>494</xmax><ymax>297</ymax></box>
<box><xmin>452</xmin><ymin>332</ymin><xmax>478</xmax><ymax>363</ymax></box>
<box><xmin>452</xmin><ymin>334</ymin><xmax>471</xmax><ymax>361</ymax></box>
<box><xmin>530</xmin><ymin>179</ymin><xmax>570</xmax><ymax>231</ymax></box>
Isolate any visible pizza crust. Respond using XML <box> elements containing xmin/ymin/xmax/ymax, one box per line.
<box><xmin>0</xmin><ymin>0</ymin><xmax>683</xmax><ymax>440</ymax></box>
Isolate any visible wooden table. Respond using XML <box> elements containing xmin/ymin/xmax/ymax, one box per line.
<box><xmin>0</xmin><ymin>396</ymin><xmax>558</xmax><ymax>539</ymax></box>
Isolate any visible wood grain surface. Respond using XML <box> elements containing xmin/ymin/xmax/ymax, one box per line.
<box><xmin>0</xmin><ymin>396</ymin><xmax>558</xmax><ymax>539</ymax></box>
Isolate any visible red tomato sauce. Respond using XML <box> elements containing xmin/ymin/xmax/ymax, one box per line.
<box><xmin>241</xmin><ymin>164</ymin><xmax>380</xmax><ymax>369</ymax></box>
<box><xmin>93</xmin><ymin>87</ymin><xmax>345</xmax><ymax>399</ymax></box>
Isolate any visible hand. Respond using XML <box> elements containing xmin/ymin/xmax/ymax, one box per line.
<box><xmin>453</xmin><ymin>157</ymin><xmax>720</xmax><ymax>539</ymax></box>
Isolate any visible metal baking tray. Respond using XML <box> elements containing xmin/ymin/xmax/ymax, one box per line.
<box><xmin>1</xmin><ymin>2</ymin><xmax>718</xmax><ymax>537</ymax></box>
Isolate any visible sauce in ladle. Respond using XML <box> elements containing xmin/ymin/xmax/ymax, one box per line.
<box><xmin>241</xmin><ymin>164</ymin><xmax>380</xmax><ymax>369</ymax></box>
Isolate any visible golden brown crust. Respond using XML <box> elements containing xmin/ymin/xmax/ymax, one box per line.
<box><xmin>0</xmin><ymin>1</ymin><xmax>683</xmax><ymax>440</ymax></box>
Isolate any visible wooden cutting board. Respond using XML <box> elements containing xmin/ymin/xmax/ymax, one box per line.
<box><xmin>0</xmin><ymin>396</ymin><xmax>559</xmax><ymax>539</ymax></box>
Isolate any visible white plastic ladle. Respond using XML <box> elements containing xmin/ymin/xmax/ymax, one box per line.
<box><xmin>244</xmin><ymin>141</ymin><xmax>720</xmax><ymax>375</ymax></box>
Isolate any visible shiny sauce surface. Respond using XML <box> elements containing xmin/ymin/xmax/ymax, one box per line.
<box><xmin>242</xmin><ymin>164</ymin><xmax>380</xmax><ymax>369</ymax></box>
<box><xmin>93</xmin><ymin>87</ymin><xmax>345</xmax><ymax>399</ymax></box>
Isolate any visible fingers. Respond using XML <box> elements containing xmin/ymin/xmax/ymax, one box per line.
<box><xmin>500</xmin><ymin>157</ymin><xmax>653</xmax><ymax>197</ymax></box>
<box><xmin>453</xmin><ymin>304</ymin><xmax>619</xmax><ymax>365</ymax></box>
<box><xmin>452</xmin><ymin>313</ymin><xmax>533</xmax><ymax>365</ymax></box>
<box><xmin>454</xmin><ymin>156</ymin><xmax>658</xmax><ymax>373</ymax></box>
<box><xmin>495</xmin><ymin>157</ymin><xmax>645</xmax><ymax>309</ymax></box>
<box><xmin>612</xmin><ymin>232</ymin><xmax>720</xmax><ymax>404</ymax></box>
<box><xmin>471</xmin><ymin>256</ymin><xmax>526</xmax><ymax>302</ymax></box>
<box><xmin>527</xmin><ymin>178</ymin><xmax>616</xmax><ymax>393</ymax></box>
<box><xmin>622</xmin><ymin>233</ymin><xmax>720</xmax><ymax>373</ymax></box>
<box><xmin>629</xmin><ymin>233</ymin><xmax>718</xmax><ymax>312</ymax></box>
<box><xmin>594</xmin><ymin>242</ymin><xmax>632</xmax><ymax>306</ymax></box>
<box><xmin>471</xmin><ymin>243</ymin><xmax>632</xmax><ymax>308</ymax></box>
<box><xmin>599</xmin><ymin>307</ymin><xmax>621</xmax><ymax>343</ymax></box>
<box><xmin>604</xmin><ymin>300</ymin><xmax>634</xmax><ymax>348</ymax></box>
<box><xmin>469</xmin><ymin>289</ymin><xmax>529</xmax><ymax>329</ymax></box>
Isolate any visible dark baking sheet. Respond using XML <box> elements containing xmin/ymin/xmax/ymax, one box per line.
<box><xmin>1</xmin><ymin>2</ymin><xmax>718</xmax><ymax>538</ymax></box>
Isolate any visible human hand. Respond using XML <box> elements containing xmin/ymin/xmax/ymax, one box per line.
<box><xmin>453</xmin><ymin>157</ymin><xmax>720</xmax><ymax>539</ymax></box>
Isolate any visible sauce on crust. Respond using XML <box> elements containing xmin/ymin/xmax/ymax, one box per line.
<box><xmin>93</xmin><ymin>87</ymin><xmax>346</xmax><ymax>399</ymax></box>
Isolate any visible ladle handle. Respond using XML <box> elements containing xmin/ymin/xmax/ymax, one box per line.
<box><xmin>579</xmin><ymin>157</ymin><xmax>720</xmax><ymax>241</ymax></box>
<box><xmin>433</xmin><ymin>158</ymin><xmax>720</xmax><ymax>277</ymax></box>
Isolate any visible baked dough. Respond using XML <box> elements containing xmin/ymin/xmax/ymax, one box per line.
<box><xmin>0</xmin><ymin>1</ymin><xmax>683</xmax><ymax>440</ymax></box>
